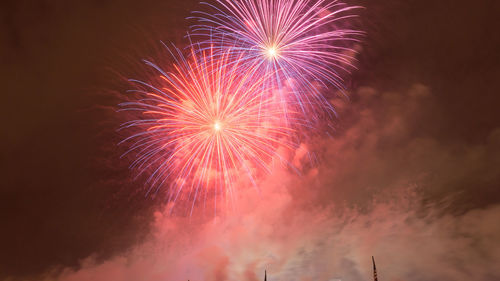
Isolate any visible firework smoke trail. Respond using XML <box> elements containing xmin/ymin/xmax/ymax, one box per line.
<box><xmin>190</xmin><ymin>0</ymin><xmax>363</xmax><ymax>121</ymax></box>
<box><xmin>119</xmin><ymin>44</ymin><xmax>295</xmax><ymax>213</ymax></box>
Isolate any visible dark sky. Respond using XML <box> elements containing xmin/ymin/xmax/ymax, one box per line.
<box><xmin>1</xmin><ymin>0</ymin><xmax>499</xmax><ymax>280</ymax></box>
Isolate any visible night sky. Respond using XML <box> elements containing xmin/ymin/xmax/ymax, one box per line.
<box><xmin>2</xmin><ymin>0</ymin><xmax>500</xmax><ymax>280</ymax></box>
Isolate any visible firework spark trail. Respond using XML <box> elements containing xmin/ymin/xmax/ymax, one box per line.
<box><xmin>190</xmin><ymin>0</ymin><xmax>363</xmax><ymax>122</ymax></box>
<box><xmin>119</xmin><ymin>44</ymin><xmax>296</xmax><ymax>212</ymax></box>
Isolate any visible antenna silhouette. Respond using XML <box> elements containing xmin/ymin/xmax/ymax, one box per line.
<box><xmin>372</xmin><ymin>256</ymin><xmax>378</xmax><ymax>281</ymax></box>
<box><xmin>264</xmin><ymin>270</ymin><xmax>267</xmax><ymax>281</ymax></box>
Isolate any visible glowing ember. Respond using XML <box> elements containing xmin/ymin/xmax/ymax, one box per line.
<box><xmin>266</xmin><ymin>46</ymin><xmax>278</xmax><ymax>59</ymax></box>
<box><xmin>213</xmin><ymin>120</ymin><xmax>222</xmax><ymax>131</ymax></box>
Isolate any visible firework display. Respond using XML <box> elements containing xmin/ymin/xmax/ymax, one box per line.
<box><xmin>120</xmin><ymin>0</ymin><xmax>361</xmax><ymax>206</ymax></box>
<box><xmin>191</xmin><ymin>0</ymin><xmax>362</xmax><ymax>117</ymax></box>
<box><xmin>120</xmin><ymin>45</ymin><xmax>294</xmax><ymax>208</ymax></box>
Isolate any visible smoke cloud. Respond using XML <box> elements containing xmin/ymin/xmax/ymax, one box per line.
<box><xmin>34</xmin><ymin>84</ymin><xmax>500</xmax><ymax>281</ymax></box>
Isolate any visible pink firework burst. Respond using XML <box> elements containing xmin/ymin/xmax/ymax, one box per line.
<box><xmin>191</xmin><ymin>0</ymin><xmax>363</xmax><ymax>119</ymax></box>
<box><xmin>119</xmin><ymin>44</ymin><xmax>295</xmax><ymax>211</ymax></box>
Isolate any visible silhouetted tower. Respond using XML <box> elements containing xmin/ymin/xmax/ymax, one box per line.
<box><xmin>372</xmin><ymin>256</ymin><xmax>378</xmax><ymax>281</ymax></box>
<box><xmin>264</xmin><ymin>270</ymin><xmax>267</xmax><ymax>281</ymax></box>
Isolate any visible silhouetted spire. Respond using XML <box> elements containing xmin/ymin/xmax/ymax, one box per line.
<box><xmin>264</xmin><ymin>270</ymin><xmax>267</xmax><ymax>281</ymax></box>
<box><xmin>372</xmin><ymin>256</ymin><xmax>378</xmax><ymax>281</ymax></box>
